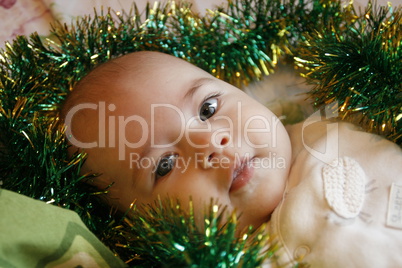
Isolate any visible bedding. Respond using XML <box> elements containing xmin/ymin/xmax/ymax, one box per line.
<box><xmin>0</xmin><ymin>189</ymin><xmax>125</xmax><ymax>267</ymax></box>
<box><xmin>0</xmin><ymin>0</ymin><xmax>225</xmax><ymax>48</ymax></box>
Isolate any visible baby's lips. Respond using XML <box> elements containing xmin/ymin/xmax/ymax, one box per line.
<box><xmin>230</xmin><ymin>156</ymin><xmax>255</xmax><ymax>193</ymax></box>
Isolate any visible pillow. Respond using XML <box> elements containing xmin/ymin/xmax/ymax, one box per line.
<box><xmin>0</xmin><ymin>189</ymin><xmax>125</xmax><ymax>268</ymax></box>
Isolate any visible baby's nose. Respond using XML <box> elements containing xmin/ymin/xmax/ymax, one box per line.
<box><xmin>186</xmin><ymin>128</ymin><xmax>230</xmax><ymax>149</ymax></box>
<box><xmin>185</xmin><ymin>130</ymin><xmax>231</xmax><ymax>169</ymax></box>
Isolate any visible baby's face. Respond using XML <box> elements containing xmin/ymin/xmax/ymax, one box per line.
<box><xmin>67</xmin><ymin>52</ymin><xmax>291</xmax><ymax>230</ymax></box>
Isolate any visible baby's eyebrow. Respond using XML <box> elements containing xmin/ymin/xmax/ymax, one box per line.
<box><xmin>183</xmin><ymin>77</ymin><xmax>214</xmax><ymax>100</ymax></box>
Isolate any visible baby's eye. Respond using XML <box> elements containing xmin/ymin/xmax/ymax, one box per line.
<box><xmin>155</xmin><ymin>154</ymin><xmax>178</xmax><ymax>179</ymax></box>
<box><xmin>199</xmin><ymin>98</ymin><xmax>218</xmax><ymax>121</ymax></box>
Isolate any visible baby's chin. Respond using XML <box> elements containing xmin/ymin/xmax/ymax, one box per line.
<box><xmin>234</xmin><ymin>214</ymin><xmax>270</xmax><ymax>236</ymax></box>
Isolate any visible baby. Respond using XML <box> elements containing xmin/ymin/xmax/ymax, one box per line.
<box><xmin>62</xmin><ymin>51</ymin><xmax>402</xmax><ymax>267</ymax></box>
<box><xmin>62</xmin><ymin>51</ymin><xmax>292</xmax><ymax>232</ymax></box>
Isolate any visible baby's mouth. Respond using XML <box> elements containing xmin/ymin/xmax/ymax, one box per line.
<box><xmin>230</xmin><ymin>157</ymin><xmax>255</xmax><ymax>193</ymax></box>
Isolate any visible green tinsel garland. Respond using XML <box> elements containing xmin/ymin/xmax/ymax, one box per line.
<box><xmin>106</xmin><ymin>198</ymin><xmax>283</xmax><ymax>267</ymax></box>
<box><xmin>0</xmin><ymin>0</ymin><xmax>400</xmax><ymax>266</ymax></box>
<box><xmin>296</xmin><ymin>3</ymin><xmax>402</xmax><ymax>144</ymax></box>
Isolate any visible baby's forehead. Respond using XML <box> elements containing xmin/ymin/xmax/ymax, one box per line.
<box><xmin>85</xmin><ymin>52</ymin><xmax>170</xmax><ymax>88</ymax></box>
<box><xmin>72</xmin><ymin>57</ymin><xmax>139</xmax><ymax>99</ymax></box>
<box><xmin>67</xmin><ymin>51</ymin><xmax>212</xmax><ymax>116</ymax></box>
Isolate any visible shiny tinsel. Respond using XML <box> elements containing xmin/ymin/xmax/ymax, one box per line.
<box><xmin>296</xmin><ymin>3</ymin><xmax>402</xmax><ymax>145</ymax></box>
<box><xmin>103</xmin><ymin>198</ymin><xmax>289</xmax><ymax>267</ymax></box>
<box><xmin>0</xmin><ymin>0</ymin><xmax>399</xmax><ymax>266</ymax></box>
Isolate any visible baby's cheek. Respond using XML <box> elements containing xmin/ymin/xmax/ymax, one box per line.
<box><xmin>241</xmin><ymin>113</ymin><xmax>280</xmax><ymax>147</ymax></box>
<box><xmin>156</xmin><ymin>174</ymin><xmax>229</xmax><ymax>209</ymax></box>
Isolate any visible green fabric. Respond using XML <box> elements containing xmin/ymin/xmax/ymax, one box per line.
<box><xmin>0</xmin><ymin>189</ymin><xmax>126</xmax><ymax>268</ymax></box>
